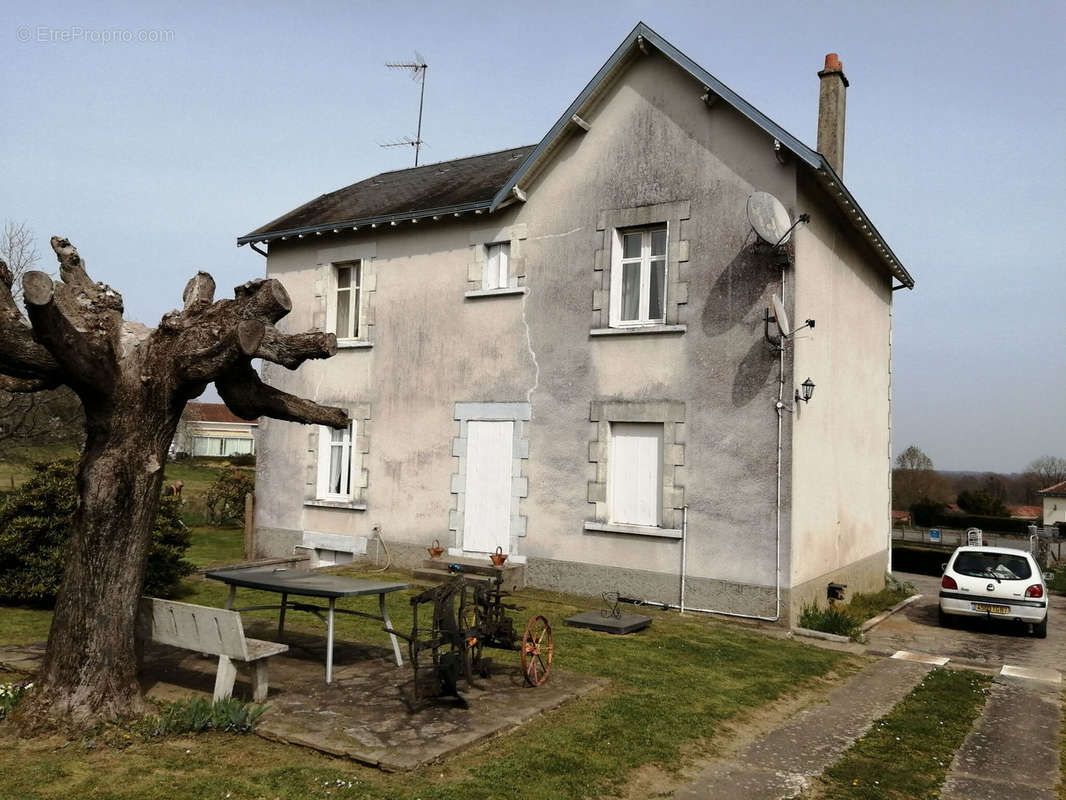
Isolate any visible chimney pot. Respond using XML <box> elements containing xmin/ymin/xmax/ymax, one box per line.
<box><xmin>822</xmin><ymin>53</ymin><xmax>844</xmax><ymax>74</ymax></box>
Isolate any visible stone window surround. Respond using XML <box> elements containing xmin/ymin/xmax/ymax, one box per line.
<box><xmin>586</xmin><ymin>399</ymin><xmax>685</xmax><ymax>536</ymax></box>
<box><xmin>592</xmin><ymin>201</ymin><xmax>690</xmax><ymax>331</ymax></box>
<box><xmin>449</xmin><ymin>402</ymin><xmax>532</xmax><ymax>561</ymax></box>
<box><xmin>304</xmin><ymin>402</ymin><xmax>371</xmax><ymax>511</ymax></box>
<box><xmin>313</xmin><ymin>242</ymin><xmax>378</xmax><ymax>347</ymax></box>
<box><xmin>465</xmin><ymin>223</ymin><xmax>528</xmax><ymax>297</ymax></box>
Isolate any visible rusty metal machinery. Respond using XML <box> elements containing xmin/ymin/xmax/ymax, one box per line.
<box><xmin>398</xmin><ymin>567</ymin><xmax>553</xmax><ymax>699</ymax></box>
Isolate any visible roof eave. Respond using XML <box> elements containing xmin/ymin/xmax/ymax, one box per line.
<box><xmin>237</xmin><ymin>199</ymin><xmax>493</xmax><ymax>246</ymax></box>
<box><xmin>489</xmin><ymin>21</ymin><xmax>914</xmax><ymax>289</ymax></box>
<box><xmin>810</xmin><ymin>161</ymin><xmax>915</xmax><ymax>289</ymax></box>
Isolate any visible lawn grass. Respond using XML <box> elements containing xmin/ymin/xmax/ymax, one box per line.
<box><xmin>185</xmin><ymin>524</ymin><xmax>245</xmax><ymax>568</ymax></box>
<box><xmin>0</xmin><ymin>562</ymin><xmax>855</xmax><ymax>800</ymax></box>
<box><xmin>810</xmin><ymin>667</ymin><xmax>991</xmax><ymax>799</ymax></box>
<box><xmin>0</xmin><ymin>443</ymin><xmax>80</xmax><ymax>491</ymax></box>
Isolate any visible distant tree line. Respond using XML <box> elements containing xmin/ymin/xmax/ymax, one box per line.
<box><xmin>892</xmin><ymin>445</ymin><xmax>1066</xmax><ymax>525</ymax></box>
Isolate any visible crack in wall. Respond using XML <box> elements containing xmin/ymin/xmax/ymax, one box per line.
<box><xmin>520</xmin><ymin>286</ymin><xmax>539</xmax><ymax>416</ymax></box>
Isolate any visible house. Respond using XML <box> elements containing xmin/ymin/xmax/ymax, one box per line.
<box><xmin>173</xmin><ymin>402</ymin><xmax>258</xmax><ymax>458</ymax></box>
<box><xmin>1038</xmin><ymin>482</ymin><xmax>1066</xmax><ymax>525</ymax></box>
<box><xmin>238</xmin><ymin>23</ymin><xmax>914</xmax><ymax>624</ymax></box>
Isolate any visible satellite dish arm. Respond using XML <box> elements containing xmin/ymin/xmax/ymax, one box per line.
<box><xmin>773</xmin><ymin>213</ymin><xmax>811</xmax><ymax>249</ymax></box>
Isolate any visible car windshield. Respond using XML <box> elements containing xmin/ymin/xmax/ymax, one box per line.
<box><xmin>953</xmin><ymin>552</ymin><xmax>1032</xmax><ymax>581</ymax></box>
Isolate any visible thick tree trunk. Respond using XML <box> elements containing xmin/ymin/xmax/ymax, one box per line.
<box><xmin>11</xmin><ymin>404</ymin><xmax>176</xmax><ymax>730</ymax></box>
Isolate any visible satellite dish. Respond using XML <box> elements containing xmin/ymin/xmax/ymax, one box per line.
<box><xmin>747</xmin><ymin>192</ymin><xmax>794</xmax><ymax>246</ymax></box>
<box><xmin>771</xmin><ymin>294</ymin><xmax>791</xmax><ymax>337</ymax></box>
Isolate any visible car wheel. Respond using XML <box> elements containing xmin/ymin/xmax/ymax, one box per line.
<box><xmin>1034</xmin><ymin>617</ymin><xmax>1048</xmax><ymax>639</ymax></box>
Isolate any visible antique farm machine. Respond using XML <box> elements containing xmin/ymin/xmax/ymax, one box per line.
<box><xmin>400</xmin><ymin>566</ymin><xmax>553</xmax><ymax>698</ymax></box>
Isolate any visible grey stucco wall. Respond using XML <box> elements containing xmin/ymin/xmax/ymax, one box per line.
<box><xmin>252</xmin><ymin>49</ymin><xmax>889</xmax><ymax>620</ymax></box>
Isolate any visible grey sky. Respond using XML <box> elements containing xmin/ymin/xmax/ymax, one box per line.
<box><xmin>4</xmin><ymin>0</ymin><xmax>1063</xmax><ymax>472</ymax></box>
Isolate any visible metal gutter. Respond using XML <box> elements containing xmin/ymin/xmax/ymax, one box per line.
<box><xmin>237</xmin><ymin>199</ymin><xmax>493</xmax><ymax>246</ymax></box>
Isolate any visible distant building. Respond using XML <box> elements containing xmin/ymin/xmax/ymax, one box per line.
<box><xmin>1038</xmin><ymin>482</ymin><xmax>1066</xmax><ymax>525</ymax></box>
<box><xmin>173</xmin><ymin>402</ymin><xmax>257</xmax><ymax>458</ymax></box>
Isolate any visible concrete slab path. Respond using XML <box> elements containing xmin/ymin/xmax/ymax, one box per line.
<box><xmin>940</xmin><ymin>673</ymin><xmax>1062</xmax><ymax>800</ymax></box>
<box><xmin>673</xmin><ymin>658</ymin><xmax>931</xmax><ymax>800</ymax></box>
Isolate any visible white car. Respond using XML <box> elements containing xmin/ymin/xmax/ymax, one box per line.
<box><xmin>939</xmin><ymin>546</ymin><xmax>1048</xmax><ymax>638</ymax></box>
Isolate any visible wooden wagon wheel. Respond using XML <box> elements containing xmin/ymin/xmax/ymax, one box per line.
<box><xmin>521</xmin><ymin>614</ymin><xmax>553</xmax><ymax>686</ymax></box>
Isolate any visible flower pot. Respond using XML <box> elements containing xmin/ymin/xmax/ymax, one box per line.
<box><xmin>489</xmin><ymin>546</ymin><xmax>507</xmax><ymax>567</ymax></box>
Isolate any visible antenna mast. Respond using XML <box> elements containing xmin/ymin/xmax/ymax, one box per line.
<box><xmin>384</xmin><ymin>54</ymin><xmax>428</xmax><ymax>166</ymax></box>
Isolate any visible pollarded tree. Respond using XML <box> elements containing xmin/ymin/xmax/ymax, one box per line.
<box><xmin>3</xmin><ymin>237</ymin><xmax>346</xmax><ymax>731</ymax></box>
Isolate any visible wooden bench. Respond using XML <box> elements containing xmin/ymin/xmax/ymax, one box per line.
<box><xmin>138</xmin><ymin>597</ymin><xmax>288</xmax><ymax>702</ymax></box>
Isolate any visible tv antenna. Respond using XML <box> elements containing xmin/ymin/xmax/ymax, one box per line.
<box><xmin>383</xmin><ymin>53</ymin><xmax>428</xmax><ymax>166</ymax></box>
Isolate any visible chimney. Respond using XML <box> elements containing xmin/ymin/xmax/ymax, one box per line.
<box><xmin>817</xmin><ymin>53</ymin><xmax>849</xmax><ymax>175</ymax></box>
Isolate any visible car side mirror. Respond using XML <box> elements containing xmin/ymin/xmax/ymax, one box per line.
<box><xmin>1044</xmin><ymin>571</ymin><xmax>1055</xmax><ymax>583</ymax></box>
<box><xmin>941</xmin><ymin>563</ymin><xmax>948</xmax><ymax>573</ymax></box>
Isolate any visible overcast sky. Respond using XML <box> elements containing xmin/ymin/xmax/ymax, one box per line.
<box><xmin>3</xmin><ymin>0</ymin><xmax>1063</xmax><ymax>472</ymax></box>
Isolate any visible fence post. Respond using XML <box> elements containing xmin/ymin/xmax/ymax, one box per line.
<box><xmin>244</xmin><ymin>492</ymin><xmax>254</xmax><ymax>560</ymax></box>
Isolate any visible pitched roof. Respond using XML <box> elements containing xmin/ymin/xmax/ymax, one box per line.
<box><xmin>240</xmin><ymin>146</ymin><xmax>534</xmax><ymax>242</ymax></box>
<box><xmin>1039</xmin><ymin>480</ymin><xmax>1066</xmax><ymax>497</ymax></box>
<box><xmin>184</xmin><ymin>402</ymin><xmax>258</xmax><ymax>425</ymax></box>
<box><xmin>239</xmin><ymin>22</ymin><xmax>913</xmax><ymax>289</ymax></box>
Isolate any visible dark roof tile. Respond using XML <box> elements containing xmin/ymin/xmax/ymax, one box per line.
<box><xmin>243</xmin><ymin>146</ymin><xmax>535</xmax><ymax>240</ymax></box>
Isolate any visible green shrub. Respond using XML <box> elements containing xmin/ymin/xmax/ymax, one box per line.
<box><xmin>134</xmin><ymin>696</ymin><xmax>267</xmax><ymax>737</ymax></box>
<box><xmin>205</xmin><ymin>468</ymin><xmax>255</xmax><ymax>525</ymax></box>
<box><xmin>798</xmin><ymin>603</ymin><xmax>862</xmax><ymax>639</ymax></box>
<box><xmin>0</xmin><ymin>459</ymin><xmax>194</xmax><ymax>604</ymax></box>
<box><xmin>228</xmin><ymin>453</ymin><xmax>256</xmax><ymax>467</ymax></box>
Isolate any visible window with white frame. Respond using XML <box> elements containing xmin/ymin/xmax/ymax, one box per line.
<box><xmin>333</xmin><ymin>261</ymin><xmax>361</xmax><ymax>340</ymax></box>
<box><xmin>608</xmin><ymin>422</ymin><xmax>663</xmax><ymax>527</ymax></box>
<box><xmin>483</xmin><ymin>242</ymin><xmax>510</xmax><ymax>290</ymax></box>
<box><xmin>316</xmin><ymin>421</ymin><xmax>355</xmax><ymax>501</ymax></box>
<box><xmin>610</xmin><ymin>226</ymin><xmax>667</xmax><ymax>326</ymax></box>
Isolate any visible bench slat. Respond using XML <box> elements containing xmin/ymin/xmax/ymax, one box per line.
<box><xmin>139</xmin><ymin>597</ymin><xmax>249</xmax><ymax>660</ymax></box>
<box><xmin>245</xmin><ymin>638</ymin><xmax>289</xmax><ymax>661</ymax></box>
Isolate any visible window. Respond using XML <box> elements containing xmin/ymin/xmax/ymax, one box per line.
<box><xmin>316</xmin><ymin>421</ymin><xmax>355</xmax><ymax>501</ymax></box>
<box><xmin>608</xmin><ymin>422</ymin><xmax>663</xmax><ymax>527</ymax></box>
<box><xmin>333</xmin><ymin>261</ymin><xmax>361</xmax><ymax>340</ymax></box>
<box><xmin>484</xmin><ymin>243</ymin><xmax>510</xmax><ymax>290</ymax></box>
<box><xmin>610</xmin><ymin>226</ymin><xmax>666</xmax><ymax>326</ymax></box>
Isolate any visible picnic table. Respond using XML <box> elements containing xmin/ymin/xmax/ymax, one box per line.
<box><xmin>205</xmin><ymin>567</ymin><xmax>409</xmax><ymax>683</ymax></box>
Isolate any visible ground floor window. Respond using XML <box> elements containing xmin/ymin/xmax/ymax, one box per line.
<box><xmin>608</xmin><ymin>422</ymin><xmax>663</xmax><ymax>526</ymax></box>
<box><xmin>191</xmin><ymin>436</ymin><xmax>255</xmax><ymax>457</ymax></box>
<box><xmin>316</xmin><ymin>422</ymin><xmax>355</xmax><ymax>501</ymax></box>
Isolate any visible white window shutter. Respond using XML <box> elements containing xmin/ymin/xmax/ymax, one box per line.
<box><xmin>608</xmin><ymin>230</ymin><xmax>623</xmax><ymax>327</ymax></box>
<box><xmin>609</xmin><ymin>422</ymin><xmax>663</xmax><ymax>526</ymax></box>
<box><xmin>316</xmin><ymin>425</ymin><xmax>331</xmax><ymax>498</ymax></box>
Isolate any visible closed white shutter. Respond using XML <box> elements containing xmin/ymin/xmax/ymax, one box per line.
<box><xmin>609</xmin><ymin>422</ymin><xmax>663</xmax><ymax>526</ymax></box>
<box><xmin>463</xmin><ymin>420</ymin><xmax>514</xmax><ymax>553</ymax></box>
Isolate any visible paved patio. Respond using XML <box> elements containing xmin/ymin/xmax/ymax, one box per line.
<box><xmin>0</xmin><ymin>621</ymin><xmax>605</xmax><ymax>772</ymax></box>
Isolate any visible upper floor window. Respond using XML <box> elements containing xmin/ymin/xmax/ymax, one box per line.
<box><xmin>334</xmin><ymin>260</ymin><xmax>361</xmax><ymax>340</ymax></box>
<box><xmin>484</xmin><ymin>243</ymin><xmax>510</xmax><ymax>290</ymax></box>
<box><xmin>610</xmin><ymin>226</ymin><xmax>667</xmax><ymax>327</ymax></box>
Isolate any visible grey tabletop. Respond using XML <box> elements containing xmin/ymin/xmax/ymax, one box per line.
<box><xmin>205</xmin><ymin>567</ymin><xmax>409</xmax><ymax>599</ymax></box>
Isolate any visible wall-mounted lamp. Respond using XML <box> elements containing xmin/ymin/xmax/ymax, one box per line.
<box><xmin>795</xmin><ymin>377</ymin><xmax>815</xmax><ymax>405</ymax></box>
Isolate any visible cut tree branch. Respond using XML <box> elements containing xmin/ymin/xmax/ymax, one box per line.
<box><xmin>233</xmin><ymin>278</ymin><xmax>291</xmax><ymax>323</ymax></box>
<box><xmin>23</xmin><ymin>271</ymin><xmax>115</xmax><ymax>393</ymax></box>
<box><xmin>216</xmin><ymin>360</ymin><xmax>348</xmax><ymax>427</ymax></box>
<box><xmin>0</xmin><ymin>374</ymin><xmax>60</xmax><ymax>392</ymax></box>
<box><xmin>182</xmin><ymin>272</ymin><xmax>215</xmax><ymax>311</ymax></box>
<box><xmin>237</xmin><ymin>321</ymin><xmax>337</xmax><ymax>369</ymax></box>
<box><xmin>50</xmin><ymin>236</ymin><xmax>93</xmax><ymax>290</ymax></box>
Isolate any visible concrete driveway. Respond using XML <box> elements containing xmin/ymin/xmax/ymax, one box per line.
<box><xmin>866</xmin><ymin>572</ymin><xmax>1066</xmax><ymax>672</ymax></box>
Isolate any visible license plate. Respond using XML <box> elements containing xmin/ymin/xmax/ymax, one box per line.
<box><xmin>973</xmin><ymin>603</ymin><xmax>1009</xmax><ymax>614</ymax></box>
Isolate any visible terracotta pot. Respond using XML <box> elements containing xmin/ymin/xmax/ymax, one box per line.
<box><xmin>489</xmin><ymin>546</ymin><xmax>507</xmax><ymax>567</ymax></box>
<box><xmin>427</xmin><ymin>538</ymin><xmax>445</xmax><ymax>559</ymax></box>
